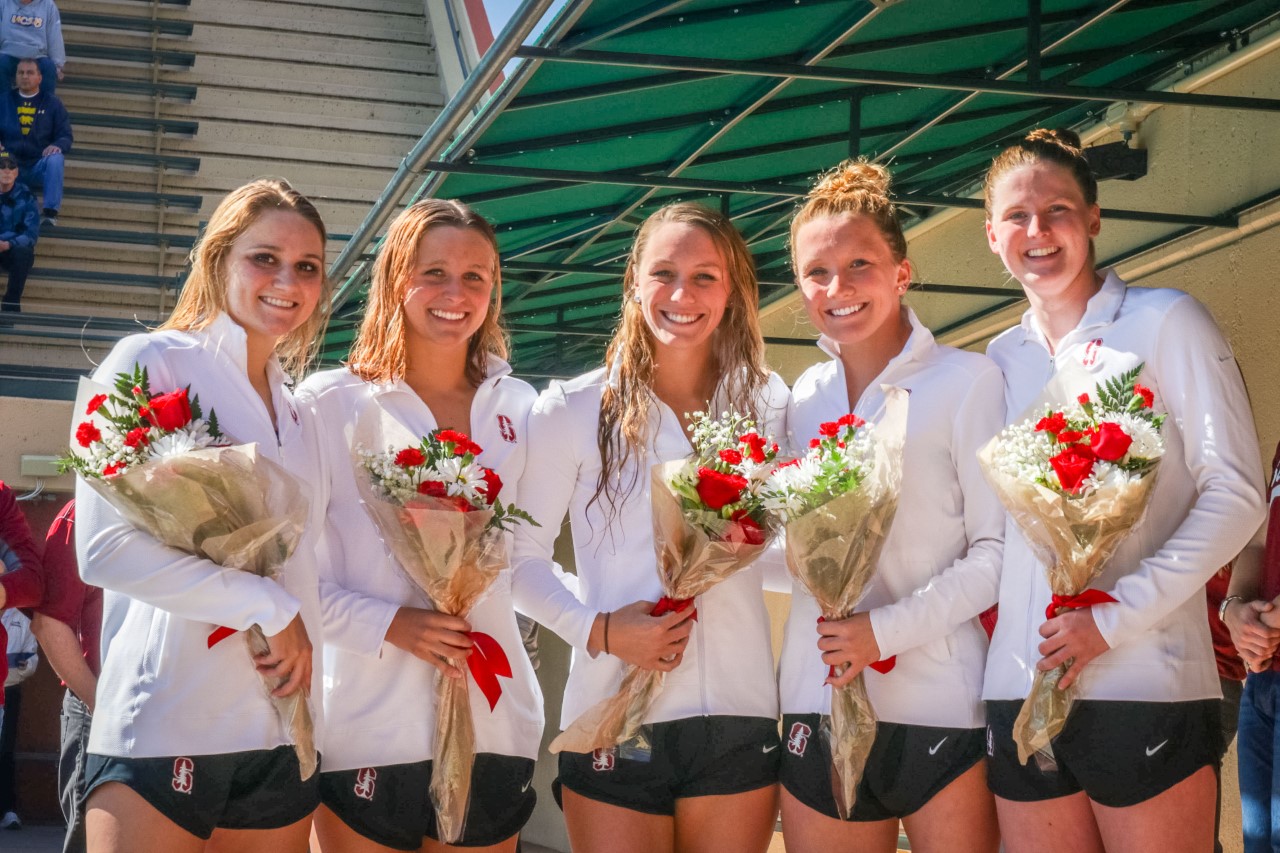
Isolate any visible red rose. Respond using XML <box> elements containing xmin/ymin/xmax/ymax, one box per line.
<box><xmin>1056</xmin><ymin>430</ymin><xmax>1084</xmax><ymax>444</ymax></box>
<box><xmin>140</xmin><ymin>388</ymin><xmax>193</xmax><ymax>431</ymax></box>
<box><xmin>1077</xmin><ymin>393</ymin><xmax>1090</xmax><ymax>405</ymax></box>
<box><xmin>1134</xmin><ymin>384</ymin><xmax>1154</xmax><ymax>408</ymax></box>
<box><xmin>75</xmin><ymin>421</ymin><xmax>101</xmax><ymax>447</ymax></box>
<box><xmin>740</xmin><ymin>432</ymin><xmax>768</xmax><ymax>463</ymax></box>
<box><xmin>85</xmin><ymin>393</ymin><xmax>108</xmax><ymax>415</ymax></box>
<box><xmin>395</xmin><ymin>447</ymin><xmax>425</xmax><ymax>468</ymax></box>
<box><xmin>480</xmin><ymin>468</ymin><xmax>502</xmax><ymax>505</ymax></box>
<box><xmin>718</xmin><ymin>448</ymin><xmax>743</xmax><ymax>466</ymax></box>
<box><xmin>102</xmin><ymin>461</ymin><xmax>125</xmax><ymax>477</ymax></box>
<box><xmin>837</xmin><ymin>413</ymin><xmax>865</xmax><ymax>429</ymax></box>
<box><xmin>1049</xmin><ymin>445</ymin><xmax>1096</xmax><ymax>493</ymax></box>
<box><xmin>818</xmin><ymin>421</ymin><xmax>839</xmax><ymax>437</ymax></box>
<box><xmin>418</xmin><ymin>480</ymin><xmax>448</xmax><ymax>498</ymax></box>
<box><xmin>724</xmin><ymin>509</ymin><xmax>765</xmax><ymax>545</ymax></box>
<box><xmin>1089</xmin><ymin>422</ymin><xmax>1133</xmax><ymax>462</ymax></box>
<box><xmin>695</xmin><ymin>466</ymin><xmax>748</xmax><ymax>510</ymax></box>
<box><xmin>1035</xmin><ymin>412</ymin><xmax>1067</xmax><ymax>434</ymax></box>
<box><xmin>123</xmin><ymin>427</ymin><xmax>150</xmax><ymax>449</ymax></box>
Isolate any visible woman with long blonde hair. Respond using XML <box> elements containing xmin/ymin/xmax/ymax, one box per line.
<box><xmin>78</xmin><ymin>178</ymin><xmax>331</xmax><ymax>853</ymax></box>
<box><xmin>511</xmin><ymin>202</ymin><xmax>789</xmax><ymax>853</ymax></box>
<box><xmin>300</xmin><ymin>199</ymin><xmax>543</xmax><ymax>853</ymax></box>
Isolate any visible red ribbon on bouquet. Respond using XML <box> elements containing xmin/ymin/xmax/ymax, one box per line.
<box><xmin>816</xmin><ymin>616</ymin><xmax>896</xmax><ymax>678</ymax></box>
<box><xmin>1045</xmin><ymin>589</ymin><xmax>1117</xmax><ymax>621</ymax></box>
<box><xmin>207</xmin><ymin>626</ymin><xmax>236</xmax><ymax>648</ymax></box>
<box><xmin>466</xmin><ymin>631</ymin><xmax>513</xmax><ymax>712</ymax></box>
<box><xmin>651</xmin><ymin>596</ymin><xmax>698</xmax><ymax>621</ymax></box>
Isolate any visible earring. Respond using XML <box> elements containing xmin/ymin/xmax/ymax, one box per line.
<box><xmin>632</xmin><ymin>293</ymin><xmax>641</xmax><ymax>304</ymax></box>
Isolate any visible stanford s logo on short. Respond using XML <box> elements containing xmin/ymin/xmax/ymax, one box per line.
<box><xmin>591</xmin><ymin>748</ymin><xmax>615</xmax><ymax>772</ymax></box>
<box><xmin>172</xmin><ymin>757</ymin><xmax>194</xmax><ymax>794</ymax></box>
<box><xmin>1082</xmin><ymin>338</ymin><xmax>1104</xmax><ymax>367</ymax></box>
<box><xmin>497</xmin><ymin>413</ymin><xmax>517</xmax><ymax>443</ymax></box>
<box><xmin>353</xmin><ymin>767</ymin><xmax>377</xmax><ymax>801</ymax></box>
<box><xmin>786</xmin><ymin>722</ymin><xmax>811</xmax><ymax>757</ymax></box>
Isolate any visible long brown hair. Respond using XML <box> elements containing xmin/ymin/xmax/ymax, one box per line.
<box><xmin>160</xmin><ymin>178</ymin><xmax>330</xmax><ymax>376</ymax></box>
<box><xmin>592</xmin><ymin>202</ymin><xmax>770</xmax><ymax>516</ymax></box>
<box><xmin>346</xmin><ymin>199</ymin><xmax>508</xmax><ymax>386</ymax></box>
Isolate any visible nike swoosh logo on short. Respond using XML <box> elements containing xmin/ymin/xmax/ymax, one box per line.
<box><xmin>521</xmin><ymin>778</ymin><xmax>532</xmax><ymax>792</ymax></box>
<box><xmin>763</xmin><ymin>744</ymin><xmax>779</xmax><ymax>754</ymax></box>
<box><xmin>928</xmin><ymin>737</ymin><xmax>948</xmax><ymax>755</ymax></box>
<box><xmin>1146</xmin><ymin>740</ymin><xmax>1169</xmax><ymax>757</ymax></box>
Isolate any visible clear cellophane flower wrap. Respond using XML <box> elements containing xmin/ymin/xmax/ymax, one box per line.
<box><xmin>69</xmin><ymin>378</ymin><xmax>317</xmax><ymax>779</ymax></box>
<box><xmin>784</xmin><ymin>387</ymin><xmax>907</xmax><ymax>820</ymax></box>
<box><xmin>977</xmin><ymin>363</ymin><xmax>1162</xmax><ymax>769</ymax></box>
<box><xmin>352</xmin><ymin>409</ymin><xmax>507</xmax><ymax>845</ymax></box>
<box><xmin>548</xmin><ymin>460</ymin><xmax>774</xmax><ymax>756</ymax></box>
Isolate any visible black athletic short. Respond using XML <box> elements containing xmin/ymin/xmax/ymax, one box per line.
<box><xmin>985</xmin><ymin>698</ymin><xmax>1222</xmax><ymax>807</ymax></box>
<box><xmin>82</xmin><ymin>746</ymin><xmax>319</xmax><ymax>840</ymax></box>
<box><xmin>555</xmin><ymin>715</ymin><xmax>780</xmax><ymax>816</ymax></box>
<box><xmin>320</xmin><ymin>754</ymin><xmax>536</xmax><ymax>850</ymax></box>
<box><xmin>780</xmin><ymin>713</ymin><xmax>984</xmax><ymax>821</ymax></box>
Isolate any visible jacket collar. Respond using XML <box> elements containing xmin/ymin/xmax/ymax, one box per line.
<box><xmin>1018</xmin><ymin>268</ymin><xmax>1126</xmax><ymax>347</ymax></box>
<box><xmin>818</xmin><ymin>305</ymin><xmax>935</xmax><ymax>383</ymax></box>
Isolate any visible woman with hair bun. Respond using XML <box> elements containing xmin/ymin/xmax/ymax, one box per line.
<box><xmin>777</xmin><ymin>160</ymin><xmax>1003</xmax><ymax>852</ymax></box>
<box><xmin>77</xmin><ymin>178</ymin><xmax>331</xmax><ymax>853</ymax></box>
<box><xmin>981</xmin><ymin>128</ymin><xmax>1265</xmax><ymax>852</ymax></box>
<box><xmin>299</xmin><ymin>199</ymin><xmax>543</xmax><ymax>853</ymax></box>
<box><xmin>511</xmin><ymin>202</ymin><xmax>789</xmax><ymax>853</ymax></box>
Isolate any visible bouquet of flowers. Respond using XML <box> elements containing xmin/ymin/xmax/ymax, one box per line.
<box><xmin>355</xmin><ymin>424</ymin><xmax>535</xmax><ymax>844</ymax></box>
<box><xmin>763</xmin><ymin>388</ymin><xmax>908</xmax><ymax>820</ymax></box>
<box><xmin>62</xmin><ymin>366</ymin><xmax>316</xmax><ymax>778</ymax></box>
<box><xmin>549</xmin><ymin>411</ymin><xmax>780</xmax><ymax>756</ymax></box>
<box><xmin>979</xmin><ymin>363</ymin><xmax>1166</xmax><ymax>767</ymax></box>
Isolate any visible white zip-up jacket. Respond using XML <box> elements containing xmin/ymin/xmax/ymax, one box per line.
<box><xmin>983</xmin><ymin>271</ymin><xmax>1266</xmax><ymax>703</ymax></box>
<box><xmin>778</xmin><ymin>309</ymin><xmax>1005</xmax><ymax>729</ymax></box>
<box><xmin>77</xmin><ymin>313</ymin><xmax>327</xmax><ymax>759</ymax></box>
<box><xmin>511</xmin><ymin>367</ymin><xmax>790</xmax><ymax>731</ymax></box>
<box><xmin>297</xmin><ymin>360</ymin><xmax>544</xmax><ymax>768</ymax></box>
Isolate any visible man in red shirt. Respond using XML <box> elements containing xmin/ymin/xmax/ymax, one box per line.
<box><xmin>0</xmin><ymin>480</ymin><xmax>43</xmax><ymax>732</ymax></box>
<box><xmin>29</xmin><ymin>500</ymin><xmax>97</xmax><ymax>853</ymax></box>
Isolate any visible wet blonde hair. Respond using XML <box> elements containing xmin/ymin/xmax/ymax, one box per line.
<box><xmin>790</xmin><ymin>158</ymin><xmax>908</xmax><ymax>272</ymax></box>
<box><xmin>593</xmin><ymin>202</ymin><xmax>770</xmax><ymax>515</ymax></box>
<box><xmin>160</xmin><ymin>178</ymin><xmax>330</xmax><ymax>376</ymax></box>
<box><xmin>983</xmin><ymin>128</ymin><xmax>1098</xmax><ymax>216</ymax></box>
<box><xmin>346</xmin><ymin>199</ymin><xmax>508</xmax><ymax>386</ymax></box>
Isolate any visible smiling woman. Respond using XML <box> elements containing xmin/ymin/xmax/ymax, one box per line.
<box><xmin>509</xmin><ymin>202</ymin><xmax>789</xmax><ymax>853</ymax></box>
<box><xmin>75</xmin><ymin>179</ymin><xmax>335</xmax><ymax>853</ymax></box>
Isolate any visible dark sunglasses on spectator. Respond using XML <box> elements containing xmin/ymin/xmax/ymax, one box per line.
<box><xmin>0</xmin><ymin>161</ymin><xmax>17</xmax><ymax>170</ymax></box>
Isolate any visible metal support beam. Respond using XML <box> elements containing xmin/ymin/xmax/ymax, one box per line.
<box><xmin>848</xmin><ymin>93</ymin><xmax>862</xmax><ymax>159</ymax></box>
<box><xmin>1027</xmin><ymin>0</ymin><xmax>1042</xmax><ymax>85</ymax></box>
<box><xmin>512</xmin><ymin>45</ymin><xmax>1280</xmax><ymax>112</ymax></box>
<box><xmin>419</xmin><ymin>159</ymin><xmax>1238</xmax><ymax>228</ymax></box>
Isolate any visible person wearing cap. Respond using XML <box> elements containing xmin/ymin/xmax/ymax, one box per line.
<box><xmin>0</xmin><ymin>0</ymin><xmax>64</xmax><ymax>95</ymax></box>
<box><xmin>0</xmin><ymin>149</ymin><xmax>37</xmax><ymax>312</ymax></box>
<box><xmin>0</xmin><ymin>57</ymin><xmax>68</xmax><ymax>228</ymax></box>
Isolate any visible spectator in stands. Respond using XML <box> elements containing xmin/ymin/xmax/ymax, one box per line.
<box><xmin>0</xmin><ymin>481</ymin><xmax>43</xmax><ymax>738</ymax></box>
<box><xmin>0</xmin><ymin>0</ymin><xmax>64</xmax><ymax>94</ymax></box>
<box><xmin>31</xmin><ymin>501</ymin><xmax>97</xmax><ymax>853</ymax></box>
<box><xmin>0</xmin><ymin>150</ymin><xmax>38</xmax><ymax>313</ymax></box>
<box><xmin>0</xmin><ymin>607</ymin><xmax>37</xmax><ymax>830</ymax></box>
<box><xmin>0</xmin><ymin>57</ymin><xmax>69</xmax><ymax>228</ymax></box>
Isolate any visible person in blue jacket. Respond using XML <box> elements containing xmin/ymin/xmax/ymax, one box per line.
<box><xmin>0</xmin><ymin>150</ymin><xmax>38</xmax><ymax>312</ymax></box>
<box><xmin>0</xmin><ymin>57</ymin><xmax>69</xmax><ymax>226</ymax></box>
